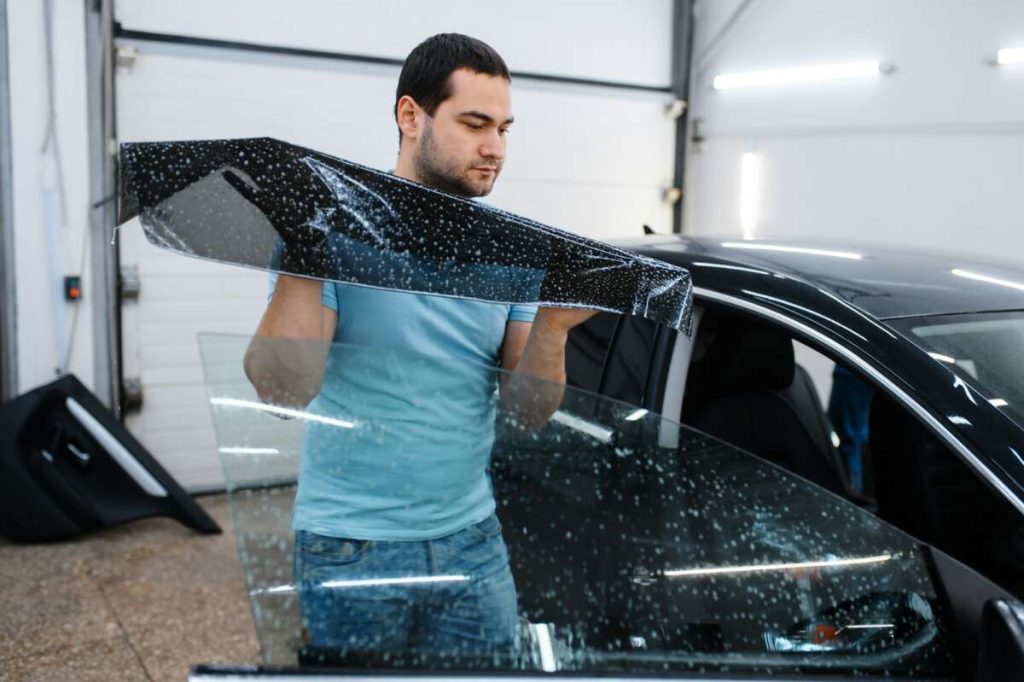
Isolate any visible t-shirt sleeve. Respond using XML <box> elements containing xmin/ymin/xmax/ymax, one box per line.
<box><xmin>508</xmin><ymin>304</ymin><xmax>537</xmax><ymax>323</ymax></box>
<box><xmin>266</xmin><ymin>273</ymin><xmax>339</xmax><ymax>313</ymax></box>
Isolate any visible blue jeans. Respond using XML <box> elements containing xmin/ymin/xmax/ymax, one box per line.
<box><xmin>294</xmin><ymin>514</ymin><xmax>519</xmax><ymax>656</ymax></box>
<box><xmin>827</xmin><ymin>365</ymin><xmax>874</xmax><ymax>494</ymax></box>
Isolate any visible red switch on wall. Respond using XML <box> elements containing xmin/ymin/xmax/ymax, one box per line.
<box><xmin>64</xmin><ymin>276</ymin><xmax>81</xmax><ymax>301</ymax></box>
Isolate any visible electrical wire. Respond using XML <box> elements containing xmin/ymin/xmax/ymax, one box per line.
<box><xmin>40</xmin><ymin>0</ymin><xmax>90</xmax><ymax>377</ymax></box>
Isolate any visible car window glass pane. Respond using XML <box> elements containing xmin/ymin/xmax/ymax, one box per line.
<box><xmin>678</xmin><ymin>306</ymin><xmax>1024</xmax><ymax>599</ymax></box>
<box><xmin>200</xmin><ymin>333</ymin><xmax>955</xmax><ymax>677</ymax></box>
<box><xmin>565</xmin><ymin>312</ymin><xmax>619</xmax><ymax>393</ymax></box>
<box><xmin>889</xmin><ymin>311</ymin><xmax>1024</xmax><ymax>431</ymax></box>
<box><xmin>680</xmin><ymin>307</ymin><xmax>852</xmax><ymax>497</ymax></box>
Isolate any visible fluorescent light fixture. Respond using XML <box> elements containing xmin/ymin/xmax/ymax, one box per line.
<box><xmin>322</xmin><ymin>574</ymin><xmax>469</xmax><ymax>589</ymax></box>
<box><xmin>663</xmin><ymin>553</ymin><xmax>892</xmax><ymax>578</ymax></box>
<box><xmin>990</xmin><ymin>398</ymin><xmax>1009</xmax><ymax>408</ymax></box>
<box><xmin>209</xmin><ymin>397</ymin><xmax>356</xmax><ymax>429</ymax></box>
<box><xmin>928</xmin><ymin>352</ymin><xmax>957</xmax><ymax>364</ymax></box>
<box><xmin>218</xmin><ymin>447</ymin><xmax>282</xmax><ymax>456</ymax></box>
<box><xmin>624</xmin><ymin>408</ymin><xmax>648</xmax><ymax>422</ymax></box>
<box><xmin>948</xmin><ymin>415</ymin><xmax>972</xmax><ymax>426</ymax></box>
<box><xmin>723</xmin><ymin>242</ymin><xmax>863</xmax><ymax>260</ymax></box>
<box><xmin>550</xmin><ymin>410</ymin><xmax>614</xmax><ymax>443</ymax></box>
<box><xmin>997</xmin><ymin>47</ymin><xmax>1024</xmax><ymax>65</ymax></box>
<box><xmin>713</xmin><ymin>60</ymin><xmax>882</xmax><ymax>90</ymax></box>
<box><xmin>740</xmin><ymin>152</ymin><xmax>762</xmax><ymax>238</ymax></box>
<box><xmin>952</xmin><ymin>268</ymin><xmax>1024</xmax><ymax>292</ymax></box>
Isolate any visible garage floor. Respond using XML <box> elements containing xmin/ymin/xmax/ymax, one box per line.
<box><xmin>0</xmin><ymin>494</ymin><xmax>261</xmax><ymax>681</ymax></box>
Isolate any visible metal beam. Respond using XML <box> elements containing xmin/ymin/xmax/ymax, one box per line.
<box><xmin>670</xmin><ymin>0</ymin><xmax>695</xmax><ymax>234</ymax></box>
<box><xmin>114</xmin><ymin>25</ymin><xmax>673</xmax><ymax>95</ymax></box>
<box><xmin>0</xmin><ymin>0</ymin><xmax>17</xmax><ymax>401</ymax></box>
<box><xmin>85</xmin><ymin>0</ymin><xmax>120</xmax><ymax>413</ymax></box>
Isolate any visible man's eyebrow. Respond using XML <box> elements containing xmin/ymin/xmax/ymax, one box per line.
<box><xmin>459</xmin><ymin>111</ymin><xmax>515</xmax><ymax>125</ymax></box>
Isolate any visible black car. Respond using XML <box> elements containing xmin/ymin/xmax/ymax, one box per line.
<box><xmin>566</xmin><ymin>235</ymin><xmax>1024</xmax><ymax>602</ymax></box>
<box><xmin>191</xmin><ymin>236</ymin><xmax>1024</xmax><ymax>681</ymax></box>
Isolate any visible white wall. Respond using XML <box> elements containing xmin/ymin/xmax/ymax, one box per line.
<box><xmin>685</xmin><ymin>0</ymin><xmax>1024</xmax><ymax>260</ymax></box>
<box><xmin>112</xmin><ymin>0</ymin><xmax>678</xmax><ymax>489</ymax></box>
<box><xmin>115</xmin><ymin>0</ymin><xmax>673</xmax><ymax>88</ymax></box>
<box><xmin>6</xmin><ymin>0</ymin><xmax>97</xmax><ymax>395</ymax></box>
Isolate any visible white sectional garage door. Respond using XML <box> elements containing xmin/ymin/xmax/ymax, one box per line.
<box><xmin>114</xmin><ymin>0</ymin><xmax>677</xmax><ymax>490</ymax></box>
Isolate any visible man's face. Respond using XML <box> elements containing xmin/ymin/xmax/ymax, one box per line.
<box><xmin>414</xmin><ymin>69</ymin><xmax>513</xmax><ymax>198</ymax></box>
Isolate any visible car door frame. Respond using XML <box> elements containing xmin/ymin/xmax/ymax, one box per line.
<box><xmin>627</xmin><ymin>287</ymin><xmax>1024</xmax><ymax>521</ymax></box>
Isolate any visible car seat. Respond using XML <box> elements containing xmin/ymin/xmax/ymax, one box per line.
<box><xmin>681</xmin><ymin>312</ymin><xmax>849</xmax><ymax>496</ymax></box>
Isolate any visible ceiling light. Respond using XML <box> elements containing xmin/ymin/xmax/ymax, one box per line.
<box><xmin>997</xmin><ymin>48</ymin><xmax>1024</xmax><ymax>65</ymax></box>
<box><xmin>713</xmin><ymin>60</ymin><xmax>882</xmax><ymax>90</ymax></box>
<box><xmin>722</xmin><ymin>242</ymin><xmax>863</xmax><ymax>260</ymax></box>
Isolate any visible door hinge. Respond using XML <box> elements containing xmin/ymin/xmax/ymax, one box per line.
<box><xmin>120</xmin><ymin>265</ymin><xmax>141</xmax><ymax>300</ymax></box>
<box><xmin>122</xmin><ymin>377</ymin><xmax>144</xmax><ymax>414</ymax></box>
<box><xmin>115</xmin><ymin>44</ymin><xmax>138</xmax><ymax>72</ymax></box>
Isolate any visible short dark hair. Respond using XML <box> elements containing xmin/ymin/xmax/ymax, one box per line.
<box><xmin>395</xmin><ymin>33</ymin><xmax>510</xmax><ymax>138</ymax></box>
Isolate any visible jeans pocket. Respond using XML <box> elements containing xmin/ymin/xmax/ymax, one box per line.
<box><xmin>468</xmin><ymin>513</ymin><xmax>503</xmax><ymax>541</ymax></box>
<box><xmin>298</xmin><ymin>530</ymin><xmax>371</xmax><ymax>565</ymax></box>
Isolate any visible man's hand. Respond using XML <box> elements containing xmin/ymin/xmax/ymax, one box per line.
<box><xmin>500</xmin><ymin>306</ymin><xmax>600</xmax><ymax>429</ymax></box>
<box><xmin>532</xmin><ymin>307</ymin><xmax>600</xmax><ymax>336</ymax></box>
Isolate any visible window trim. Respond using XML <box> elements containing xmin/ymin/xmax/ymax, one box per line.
<box><xmin>668</xmin><ymin>287</ymin><xmax>1024</xmax><ymax>518</ymax></box>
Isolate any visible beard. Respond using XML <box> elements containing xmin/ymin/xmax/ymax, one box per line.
<box><xmin>414</xmin><ymin>119</ymin><xmax>498</xmax><ymax>198</ymax></box>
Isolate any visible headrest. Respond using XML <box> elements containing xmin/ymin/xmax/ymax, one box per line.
<box><xmin>689</xmin><ymin>317</ymin><xmax>795</xmax><ymax>400</ymax></box>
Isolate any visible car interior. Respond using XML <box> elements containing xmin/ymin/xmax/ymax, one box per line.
<box><xmin>669</xmin><ymin>303</ymin><xmax>1024</xmax><ymax>600</ymax></box>
<box><xmin>679</xmin><ymin>308</ymin><xmax>850</xmax><ymax>498</ymax></box>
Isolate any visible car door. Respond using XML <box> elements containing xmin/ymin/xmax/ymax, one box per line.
<box><xmin>203</xmin><ymin>331</ymin><xmax>1019</xmax><ymax>679</ymax></box>
<box><xmin>566</xmin><ymin>301</ymin><xmax>1024</xmax><ymax>602</ymax></box>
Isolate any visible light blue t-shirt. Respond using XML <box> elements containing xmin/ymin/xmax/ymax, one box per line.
<box><xmin>269</xmin><ymin>276</ymin><xmax>536</xmax><ymax>541</ymax></box>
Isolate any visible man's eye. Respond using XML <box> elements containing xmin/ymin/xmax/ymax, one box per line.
<box><xmin>499</xmin><ymin>128</ymin><xmax>510</xmax><ymax>136</ymax></box>
<box><xmin>465</xmin><ymin>122</ymin><xmax>483</xmax><ymax>130</ymax></box>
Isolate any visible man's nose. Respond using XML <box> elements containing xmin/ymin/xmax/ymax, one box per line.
<box><xmin>479</xmin><ymin>129</ymin><xmax>506</xmax><ymax>160</ymax></box>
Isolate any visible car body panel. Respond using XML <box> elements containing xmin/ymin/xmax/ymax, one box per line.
<box><xmin>601</xmin><ymin>236</ymin><xmax>1024</xmax><ymax>518</ymax></box>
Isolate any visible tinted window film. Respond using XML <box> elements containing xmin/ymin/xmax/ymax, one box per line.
<box><xmin>201</xmin><ymin>333</ymin><xmax>956</xmax><ymax>677</ymax></box>
<box><xmin>119</xmin><ymin>138</ymin><xmax>693</xmax><ymax>333</ymax></box>
<box><xmin>565</xmin><ymin>312</ymin><xmax>619</xmax><ymax>393</ymax></box>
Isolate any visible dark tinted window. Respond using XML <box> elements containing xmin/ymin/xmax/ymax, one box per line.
<box><xmin>565</xmin><ymin>312</ymin><xmax>619</xmax><ymax>393</ymax></box>
<box><xmin>681</xmin><ymin>305</ymin><xmax>1024</xmax><ymax>598</ymax></box>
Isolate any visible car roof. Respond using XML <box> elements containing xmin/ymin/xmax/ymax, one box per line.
<box><xmin>621</xmin><ymin>235</ymin><xmax>1024</xmax><ymax>320</ymax></box>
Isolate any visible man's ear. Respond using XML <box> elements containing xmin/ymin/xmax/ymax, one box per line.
<box><xmin>396</xmin><ymin>95</ymin><xmax>422</xmax><ymax>141</ymax></box>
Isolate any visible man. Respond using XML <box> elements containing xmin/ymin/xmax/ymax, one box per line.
<box><xmin>245</xmin><ymin>33</ymin><xmax>595</xmax><ymax>657</ymax></box>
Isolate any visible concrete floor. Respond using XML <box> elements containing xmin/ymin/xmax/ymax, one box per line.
<box><xmin>0</xmin><ymin>494</ymin><xmax>261</xmax><ymax>681</ymax></box>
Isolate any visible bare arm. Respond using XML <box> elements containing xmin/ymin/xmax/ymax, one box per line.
<box><xmin>243</xmin><ymin>275</ymin><xmax>338</xmax><ymax>407</ymax></box>
<box><xmin>499</xmin><ymin>308</ymin><xmax>597</xmax><ymax>426</ymax></box>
